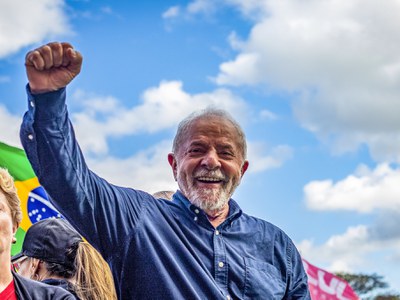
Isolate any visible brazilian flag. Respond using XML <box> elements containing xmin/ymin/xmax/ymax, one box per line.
<box><xmin>0</xmin><ymin>142</ymin><xmax>62</xmax><ymax>255</ymax></box>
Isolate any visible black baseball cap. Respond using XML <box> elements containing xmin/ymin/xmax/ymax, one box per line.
<box><xmin>12</xmin><ymin>218</ymin><xmax>82</xmax><ymax>269</ymax></box>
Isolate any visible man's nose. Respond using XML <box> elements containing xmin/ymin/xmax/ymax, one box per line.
<box><xmin>201</xmin><ymin>150</ymin><xmax>221</xmax><ymax>169</ymax></box>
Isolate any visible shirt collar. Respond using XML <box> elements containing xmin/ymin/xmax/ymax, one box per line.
<box><xmin>172</xmin><ymin>190</ymin><xmax>242</xmax><ymax>225</ymax></box>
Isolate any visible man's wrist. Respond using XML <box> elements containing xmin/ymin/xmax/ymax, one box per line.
<box><xmin>29</xmin><ymin>84</ymin><xmax>63</xmax><ymax>95</ymax></box>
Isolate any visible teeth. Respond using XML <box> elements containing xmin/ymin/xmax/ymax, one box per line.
<box><xmin>197</xmin><ymin>177</ymin><xmax>222</xmax><ymax>182</ymax></box>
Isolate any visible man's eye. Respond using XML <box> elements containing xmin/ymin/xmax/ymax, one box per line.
<box><xmin>189</xmin><ymin>148</ymin><xmax>202</xmax><ymax>153</ymax></box>
<box><xmin>220</xmin><ymin>151</ymin><xmax>233</xmax><ymax>156</ymax></box>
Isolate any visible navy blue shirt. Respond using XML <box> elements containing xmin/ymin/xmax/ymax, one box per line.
<box><xmin>21</xmin><ymin>87</ymin><xmax>310</xmax><ymax>299</ymax></box>
<box><xmin>13</xmin><ymin>272</ymin><xmax>77</xmax><ymax>300</ymax></box>
<box><xmin>42</xmin><ymin>279</ymin><xmax>79</xmax><ymax>299</ymax></box>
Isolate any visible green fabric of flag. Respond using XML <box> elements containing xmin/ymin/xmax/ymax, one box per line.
<box><xmin>0</xmin><ymin>142</ymin><xmax>36</xmax><ymax>181</ymax></box>
<box><xmin>0</xmin><ymin>142</ymin><xmax>37</xmax><ymax>255</ymax></box>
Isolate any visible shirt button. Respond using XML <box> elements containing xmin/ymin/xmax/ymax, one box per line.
<box><xmin>30</xmin><ymin>101</ymin><xmax>35</xmax><ymax>108</ymax></box>
<box><xmin>194</xmin><ymin>217</ymin><xmax>198</xmax><ymax>222</ymax></box>
<box><xmin>215</xmin><ymin>230</ymin><xmax>220</xmax><ymax>235</ymax></box>
<box><xmin>28</xmin><ymin>134</ymin><xmax>34</xmax><ymax>140</ymax></box>
<box><xmin>194</xmin><ymin>209</ymin><xmax>199</xmax><ymax>214</ymax></box>
<box><xmin>218</xmin><ymin>262</ymin><xmax>224</xmax><ymax>268</ymax></box>
<box><xmin>226</xmin><ymin>296</ymin><xmax>231</xmax><ymax>300</ymax></box>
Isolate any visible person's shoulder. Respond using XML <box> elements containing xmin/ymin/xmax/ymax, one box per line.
<box><xmin>240</xmin><ymin>211</ymin><xmax>279</xmax><ymax>228</ymax></box>
<box><xmin>240</xmin><ymin>212</ymin><xmax>292</xmax><ymax>240</ymax></box>
<box><xmin>14</xmin><ymin>273</ymin><xmax>77</xmax><ymax>299</ymax></box>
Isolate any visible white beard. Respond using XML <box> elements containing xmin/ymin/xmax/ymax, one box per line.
<box><xmin>177</xmin><ymin>168</ymin><xmax>241</xmax><ymax>213</ymax></box>
<box><xmin>189</xmin><ymin>186</ymin><xmax>230</xmax><ymax>212</ymax></box>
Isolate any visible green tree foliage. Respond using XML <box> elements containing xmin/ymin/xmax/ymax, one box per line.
<box><xmin>335</xmin><ymin>273</ymin><xmax>388</xmax><ymax>295</ymax></box>
<box><xmin>335</xmin><ymin>272</ymin><xmax>399</xmax><ymax>300</ymax></box>
<box><xmin>374</xmin><ymin>295</ymin><xmax>400</xmax><ymax>300</ymax></box>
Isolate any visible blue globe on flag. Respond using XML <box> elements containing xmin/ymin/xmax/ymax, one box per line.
<box><xmin>27</xmin><ymin>186</ymin><xmax>63</xmax><ymax>224</ymax></box>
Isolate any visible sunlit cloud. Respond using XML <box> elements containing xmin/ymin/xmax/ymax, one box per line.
<box><xmin>0</xmin><ymin>0</ymin><xmax>71</xmax><ymax>58</ymax></box>
<box><xmin>71</xmin><ymin>80</ymin><xmax>248</xmax><ymax>155</ymax></box>
<box><xmin>247</xmin><ymin>142</ymin><xmax>293</xmax><ymax>173</ymax></box>
<box><xmin>162</xmin><ymin>6</ymin><xmax>181</xmax><ymax>19</ymax></box>
<box><xmin>304</xmin><ymin>163</ymin><xmax>400</xmax><ymax>213</ymax></box>
<box><xmin>212</xmin><ymin>0</ymin><xmax>400</xmax><ymax>163</ymax></box>
<box><xmin>0</xmin><ymin>105</ymin><xmax>22</xmax><ymax>147</ymax></box>
<box><xmin>87</xmin><ymin>140</ymin><xmax>177</xmax><ymax>193</ymax></box>
<box><xmin>298</xmin><ymin>217</ymin><xmax>400</xmax><ymax>290</ymax></box>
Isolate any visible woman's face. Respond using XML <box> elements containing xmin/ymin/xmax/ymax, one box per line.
<box><xmin>0</xmin><ymin>191</ymin><xmax>16</xmax><ymax>255</ymax></box>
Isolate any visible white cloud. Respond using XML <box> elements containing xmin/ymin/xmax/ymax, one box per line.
<box><xmin>259</xmin><ymin>109</ymin><xmax>278</xmax><ymax>121</ymax></box>
<box><xmin>187</xmin><ymin>0</ymin><xmax>216</xmax><ymax>15</ymax></box>
<box><xmin>247</xmin><ymin>142</ymin><xmax>292</xmax><ymax>173</ymax></box>
<box><xmin>162</xmin><ymin>0</ymin><xmax>219</xmax><ymax>21</ymax></box>
<box><xmin>301</xmin><ymin>162</ymin><xmax>400</xmax><ymax>287</ymax></box>
<box><xmin>298</xmin><ymin>230</ymin><xmax>374</xmax><ymax>277</ymax></box>
<box><xmin>174</xmin><ymin>0</ymin><xmax>265</xmax><ymax>20</ymax></box>
<box><xmin>213</xmin><ymin>0</ymin><xmax>400</xmax><ymax>163</ymax></box>
<box><xmin>71</xmin><ymin>81</ymin><xmax>248</xmax><ymax>155</ymax></box>
<box><xmin>86</xmin><ymin>140</ymin><xmax>178</xmax><ymax>194</ymax></box>
<box><xmin>0</xmin><ymin>105</ymin><xmax>22</xmax><ymax>148</ymax></box>
<box><xmin>304</xmin><ymin>163</ymin><xmax>400</xmax><ymax>213</ymax></box>
<box><xmin>217</xmin><ymin>53</ymin><xmax>262</xmax><ymax>86</ymax></box>
<box><xmin>162</xmin><ymin>6</ymin><xmax>181</xmax><ymax>19</ymax></box>
<box><xmin>0</xmin><ymin>0</ymin><xmax>71</xmax><ymax>58</ymax></box>
<box><xmin>223</xmin><ymin>0</ymin><xmax>266</xmax><ymax>20</ymax></box>
<box><xmin>298</xmin><ymin>218</ymin><xmax>400</xmax><ymax>291</ymax></box>
<box><xmin>298</xmin><ymin>225</ymin><xmax>372</xmax><ymax>270</ymax></box>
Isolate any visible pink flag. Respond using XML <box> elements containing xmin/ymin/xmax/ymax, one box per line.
<box><xmin>302</xmin><ymin>259</ymin><xmax>360</xmax><ymax>300</ymax></box>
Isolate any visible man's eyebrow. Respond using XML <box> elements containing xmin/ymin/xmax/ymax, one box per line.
<box><xmin>188</xmin><ymin>141</ymin><xmax>207</xmax><ymax>147</ymax></box>
<box><xmin>217</xmin><ymin>143</ymin><xmax>235</xmax><ymax>150</ymax></box>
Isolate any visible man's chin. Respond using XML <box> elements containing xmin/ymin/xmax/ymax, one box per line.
<box><xmin>191</xmin><ymin>193</ymin><xmax>229</xmax><ymax>212</ymax></box>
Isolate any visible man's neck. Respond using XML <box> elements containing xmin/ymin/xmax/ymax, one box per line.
<box><xmin>205</xmin><ymin>204</ymin><xmax>229</xmax><ymax>228</ymax></box>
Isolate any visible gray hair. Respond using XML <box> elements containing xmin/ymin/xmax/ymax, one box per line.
<box><xmin>172</xmin><ymin>107</ymin><xmax>247</xmax><ymax>159</ymax></box>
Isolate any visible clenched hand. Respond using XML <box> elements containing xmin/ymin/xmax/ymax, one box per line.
<box><xmin>25</xmin><ymin>42</ymin><xmax>82</xmax><ymax>94</ymax></box>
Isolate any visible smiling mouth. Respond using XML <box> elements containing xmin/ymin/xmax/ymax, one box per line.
<box><xmin>196</xmin><ymin>177</ymin><xmax>224</xmax><ymax>183</ymax></box>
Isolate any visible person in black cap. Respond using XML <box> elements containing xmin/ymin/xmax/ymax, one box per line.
<box><xmin>12</xmin><ymin>218</ymin><xmax>117</xmax><ymax>300</ymax></box>
<box><xmin>0</xmin><ymin>167</ymin><xmax>76</xmax><ymax>300</ymax></box>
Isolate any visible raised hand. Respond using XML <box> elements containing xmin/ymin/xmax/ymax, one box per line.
<box><xmin>25</xmin><ymin>42</ymin><xmax>83</xmax><ymax>94</ymax></box>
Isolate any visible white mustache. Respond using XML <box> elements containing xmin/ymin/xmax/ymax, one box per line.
<box><xmin>194</xmin><ymin>169</ymin><xmax>227</xmax><ymax>181</ymax></box>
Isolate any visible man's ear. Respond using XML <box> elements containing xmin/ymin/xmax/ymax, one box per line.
<box><xmin>241</xmin><ymin>160</ymin><xmax>249</xmax><ymax>177</ymax></box>
<box><xmin>168</xmin><ymin>153</ymin><xmax>178</xmax><ymax>181</ymax></box>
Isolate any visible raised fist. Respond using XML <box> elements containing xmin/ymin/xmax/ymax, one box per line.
<box><xmin>25</xmin><ymin>42</ymin><xmax>82</xmax><ymax>94</ymax></box>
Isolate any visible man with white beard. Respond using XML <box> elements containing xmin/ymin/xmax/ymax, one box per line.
<box><xmin>20</xmin><ymin>42</ymin><xmax>310</xmax><ymax>300</ymax></box>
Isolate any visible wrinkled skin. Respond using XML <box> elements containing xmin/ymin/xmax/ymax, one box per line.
<box><xmin>168</xmin><ymin>116</ymin><xmax>249</xmax><ymax>226</ymax></box>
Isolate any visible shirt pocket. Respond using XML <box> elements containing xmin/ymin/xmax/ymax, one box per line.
<box><xmin>243</xmin><ymin>257</ymin><xmax>286</xmax><ymax>300</ymax></box>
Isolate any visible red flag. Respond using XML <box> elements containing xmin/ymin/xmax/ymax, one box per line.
<box><xmin>303</xmin><ymin>259</ymin><xmax>360</xmax><ymax>300</ymax></box>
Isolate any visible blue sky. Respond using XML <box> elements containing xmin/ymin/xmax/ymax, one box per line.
<box><xmin>1</xmin><ymin>0</ymin><xmax>400</xmax><ymax>292</ymax></box>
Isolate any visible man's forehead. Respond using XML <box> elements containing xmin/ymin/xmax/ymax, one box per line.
<box><xmin>183</xmin><ymin>129</ymin><xmax>242</xmax><ymax>153</ymax></box>
<box><xmin>174</xmin><ymin>113</ymin><xmax>246</xmax><ymax>157</ymax></box>
<box><xmin>188</xmin><ymin>138</ymin><xmax>235</xmax><ymax>148</ymax></box>
<box><xmin>187</xmin><ymin>116</ymin><xmax>237</xmax><ymax>134</ymax></box>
